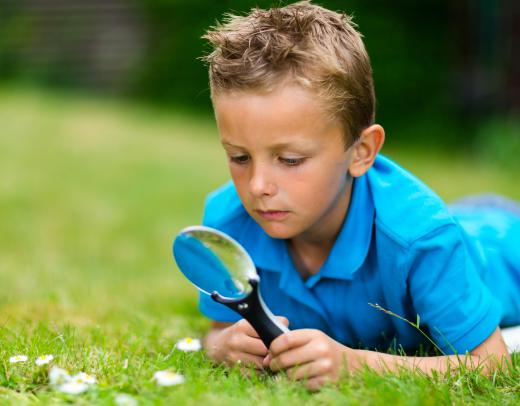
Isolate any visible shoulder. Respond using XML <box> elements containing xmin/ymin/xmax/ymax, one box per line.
<box><xmin>202</xmin><ymin>181</ymin><xmax>252</xmax><ymax>236</ymax></box>
<box><xmin>367</xmin><ymin>155</ymin><xmax>457</xmax><ymax>247</ymax></box>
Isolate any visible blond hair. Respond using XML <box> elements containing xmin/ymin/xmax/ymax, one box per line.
<box><xmin>202</xmin><ymin>1</ymin><xmax>375</xmax><ymax>144</ymax></box>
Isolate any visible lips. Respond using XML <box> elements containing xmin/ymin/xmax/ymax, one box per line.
<box><xmin>255</xmin><ymin>210</ymin><xmax>289</xmax><ymax>220</ymax></box>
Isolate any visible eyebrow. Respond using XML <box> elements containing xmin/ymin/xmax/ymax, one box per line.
<box><xmin>221</xmin><ymin>141</ymin><xmax>241</xmax><ymax>148</ymax></box>
<box><xmin>221</xmin><ymin>140</ymin><xmax>314</xmax><ymax>151</ymax></box>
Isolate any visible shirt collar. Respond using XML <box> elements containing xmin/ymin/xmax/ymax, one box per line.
<box><xmin>315</xmin><ymin>173</ymin><xmax>375</xmax><ymax>282</ymax></box>
<box><xmin>244</xmin><ymin>173</ymin><xmax>375</xmax><ymax>281</ymax></box>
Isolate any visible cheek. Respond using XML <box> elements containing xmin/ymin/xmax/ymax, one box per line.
<box><xmin>285</xmin><ymin>163</ymin><xmax>345</xmax><ymax>196</ymax></box>
<box><xmin>288</xmin><ymin>166</ymin><xmax>347</xmax><ymax>213</ymax></box>
<box><xmin>228</xmin><ymin>166</ymin><xmax>249</xmax><ymax>196</ymax></box>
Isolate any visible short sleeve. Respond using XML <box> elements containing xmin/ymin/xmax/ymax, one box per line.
<box><xmin>407</xmin><ymin>224</ymin><xmax>502</xmax><ymax>354</ymax></box>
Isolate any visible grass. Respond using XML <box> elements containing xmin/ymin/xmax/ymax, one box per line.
<box><xmin>0</xmin><ymin>86</ymin><xmax>519</xmax><ymax>404</ymax></box>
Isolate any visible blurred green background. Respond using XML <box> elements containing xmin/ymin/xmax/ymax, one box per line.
<box><xmin>0</xmin><ymin>0</ymin><xmax>519</xmax><ymax>331</ymax></box>
<box><xmin>1</xmin><ymin>0</ymin><xmax>519</xmax><ymax>150</ymax></box>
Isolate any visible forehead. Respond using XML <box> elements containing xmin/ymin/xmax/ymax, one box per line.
<box><xmin>213</xmin><ymin>85</ymin><xmax>339</xmax><ymax>141</ymax></box>
<box><xmin>214</xmin><ymin>83</ymin><xmax>323</xmax><ymax>112</ymax></box>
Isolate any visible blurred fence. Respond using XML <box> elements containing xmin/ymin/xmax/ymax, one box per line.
<box><xmin>0</xmin><ymin>0</ymin><xmax>147</xmax><ymax>91</ymax></box>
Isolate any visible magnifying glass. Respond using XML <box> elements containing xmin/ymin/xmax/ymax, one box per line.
<box><xmin>172</xmin><ymin>225</ymin><xmax>289</xmax><ymax>348</ymax></box>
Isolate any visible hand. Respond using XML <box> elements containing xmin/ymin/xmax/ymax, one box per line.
<box><xmin>266</xmin><ymin>329</ymin><xmax>353</xmax><ymax>390</ymax></box>
<box><xmin>206</xmin><ymin>317</ymin><xmax>289</xmax><ymax>369</ymax></box>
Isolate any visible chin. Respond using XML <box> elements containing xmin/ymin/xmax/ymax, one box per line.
<box><xmin>258</xmin><ymin>222</ymin><xmax>298</xmax><ymax>240</ymax></box>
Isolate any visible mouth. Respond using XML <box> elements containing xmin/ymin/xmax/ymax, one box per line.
<box><xmin>255</xmin><ymin>209</ymin><xmax>289</xmax><ymax>221</ymax></box>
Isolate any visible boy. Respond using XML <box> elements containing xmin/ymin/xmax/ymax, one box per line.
<box><xmin>197</xmin><ymin>1</ymin><xmax>519</xmax><ymax>390</ymax></box>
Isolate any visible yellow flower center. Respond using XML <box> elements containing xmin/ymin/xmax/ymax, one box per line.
<box><xmin>186</xmin><ymin>338</ymin><xmax>193</xmax><ymax>343</ymax></box>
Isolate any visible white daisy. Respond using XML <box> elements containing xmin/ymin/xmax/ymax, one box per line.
<box><xmin>35</xmin><ymin>354</ymin><xmax>54</xmax><ymax>366</ymax></box>
<box><xmin>71</xmin><ymin>372</ymin><xmax>97</xmax><ymax>385</ymax></box>
<box><xmin>57</xmin><ymin>380</ymin><xmax>89</xmax><ymax>395</ymax></box>
<box><xmin>175</xmin><ymin>337</ymin><xmax>201</xmax><ymax>352</ymax></box>
<box><xmin>153</xmin><ymin>370</ymin><xmax>185</xmax><ymax>386</ymax></box>
<box><xmin>49</xmin><ymin>366</ymin><xmax>71</xmax><ymax>385</ymax></box>
<box><xmin>115</xmin><ymin>393</ymin><xmax>138</xmax><ymax>406</ymax></box>
<box><xmin>9</xmin><ymin>355</ymin><xmax>28</xmax><ymax>363</ymax></box>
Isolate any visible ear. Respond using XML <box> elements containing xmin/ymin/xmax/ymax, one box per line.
<box><xmin>348</xmin><ymin>124</ymin><xmax>385</xmax><ymax>177</ymax></box>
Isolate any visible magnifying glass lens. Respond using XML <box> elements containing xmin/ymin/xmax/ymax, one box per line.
<box><xmin>173</xmin><ymin>226</ymin><xmax>289</xmax><ymax>347</ymax></box>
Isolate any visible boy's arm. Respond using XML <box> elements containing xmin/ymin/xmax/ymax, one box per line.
<box><xmin>349</xmin><ymin>327</ymin><xmax>510</xmax><ymax>375</ymax></box>
<box><xmin>268</xmin><ymin>327</ymin><xmax>510</xmax><ymax>390</ymax></box>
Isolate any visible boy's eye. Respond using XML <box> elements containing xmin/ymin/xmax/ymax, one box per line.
<box><xmin>279</xmin><ymin>157</ymin><xmax>305</xmax><ymax>166</ymax></box>
<box><xmin>229</xmin><ymin>155</ymin><xmax>250</xmax><ymax>164</ymax></box>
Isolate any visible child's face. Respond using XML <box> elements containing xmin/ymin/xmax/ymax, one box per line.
<box><xmin>213</xmin><ymin>84</ymin><xmax>355</xmax><ymax>241</ymax></box>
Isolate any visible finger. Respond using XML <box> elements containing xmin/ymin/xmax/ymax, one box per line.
<box><xmin>269</xmin><ymin>344</ymin><xmax>319</xmax><ymax>372</ymax></box>
<box><xmin>236</xmin><ymin>319</ymin><xmax>262</xmax><ymax>338</ymax></box>
<box><xmin>269</xmin><ymin>330</ymin><xmax>315</xmax><ymax>357</ymax></box>
<box><xmin>305</xmin><ymin>376</ymin><xmax>330</xmax><ymax>391</ymax></box>
<box><xmin>237</xmin><ymin>354</ymin><xmax>265</xmax><ymax>369</ymax></box>
<box><xmin>227</xmin><ymin>352</ymin><xmax>266</xmax><ymax>369</ymax></box>
<box><xmin>286</xmin><ymin>358</ymin><xmax>334</xmax><ymax>381</ymax></box>
<box><xmin>276</xmin><ymin>316</ymin><xmax>289</xmax><ymax>327</ymax></box>
<box><xmin>230</xmin><ymin>334</ymin><xmax>268</xmax><ymax>357</ymax></box>
<box><xmin>286</xmin><ymin>362</ymin><xmax>318</xmax><ymax>381</ymax></box>
<box><xmin>238</xmin><ymin>366</ymin><xmax>257</xmax><ymax>377</ymax></box>
<box><xmin>262</xmin><ymin>353</ymin><xmax>271</xmax><ymax>368</ymax></box>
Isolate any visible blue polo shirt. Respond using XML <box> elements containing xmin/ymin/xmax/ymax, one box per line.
<box><xmin>198</xmin><ymin>155</ymin><xmax>520</xmax><ymax>354</ymax></box>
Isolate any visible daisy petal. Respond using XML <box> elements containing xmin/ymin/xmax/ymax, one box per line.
<box><xmin>115</xmin><ymin>393</ymin><xmax>138</xmax><ymax>406</ymax></box>
<box><xmin>175</xmin><ymin>337</ymin><xmax>202</xmax><ymax>352</ymax></box>
<box><xmin>36</xmin><ymin>354</ymin><xmax>54</xmax><ymax>366</ymax></box>
<box><xmin>153</xmin><ymin>370</ymin><xmax>185</xmax><ymax>386</ymax></box>
<box><xmin>71</xmin><ymin>372</ymin><xmax>97</xmax><ymax>385</ymax></box>
<box><xmin>57</xmin><ymin>380</ymin><xmax>89</xmax><ymax>395</ymax></box>
<box><xmin>9</xmin><ymin>355</ymin><xmax>28</xmax><ymax>363</ymax></box>
<box><xmin>49</xmin><ymin>366</ymin><xmax>71</xmax><ymax>385</ymax></box>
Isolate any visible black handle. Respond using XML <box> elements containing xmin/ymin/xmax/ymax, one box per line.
<box><xmin>212</xmin><ymin>278</ymin><xmax>289</xmax><ymax>348</ymax></box>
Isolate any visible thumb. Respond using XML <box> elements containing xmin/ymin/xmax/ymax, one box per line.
<box><xmin>276</xmin><ymin>316</ymin><xmax>289</xmax><ymax>328</ymax></box>
<box><xmin>263</xmin><ymin>353</ymin><xmax>271</xmax><ymax>368</ymax></box>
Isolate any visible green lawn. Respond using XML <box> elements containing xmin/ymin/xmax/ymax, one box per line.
<box><xmin>0</xmin><ymin>87</ymin><xmax>518</xmax><ymax>404</ymax></box>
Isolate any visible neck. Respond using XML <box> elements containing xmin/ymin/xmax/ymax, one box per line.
<box><xmin>288</xmin><ymin>177</ymin><xmax>353</xmax><ymax>276</ymax></box>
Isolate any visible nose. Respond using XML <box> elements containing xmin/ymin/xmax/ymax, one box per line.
<box><xmin>249</xmin><ymin>162</ymin><xmax>277</xmax><ymax>197</ymax></box>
